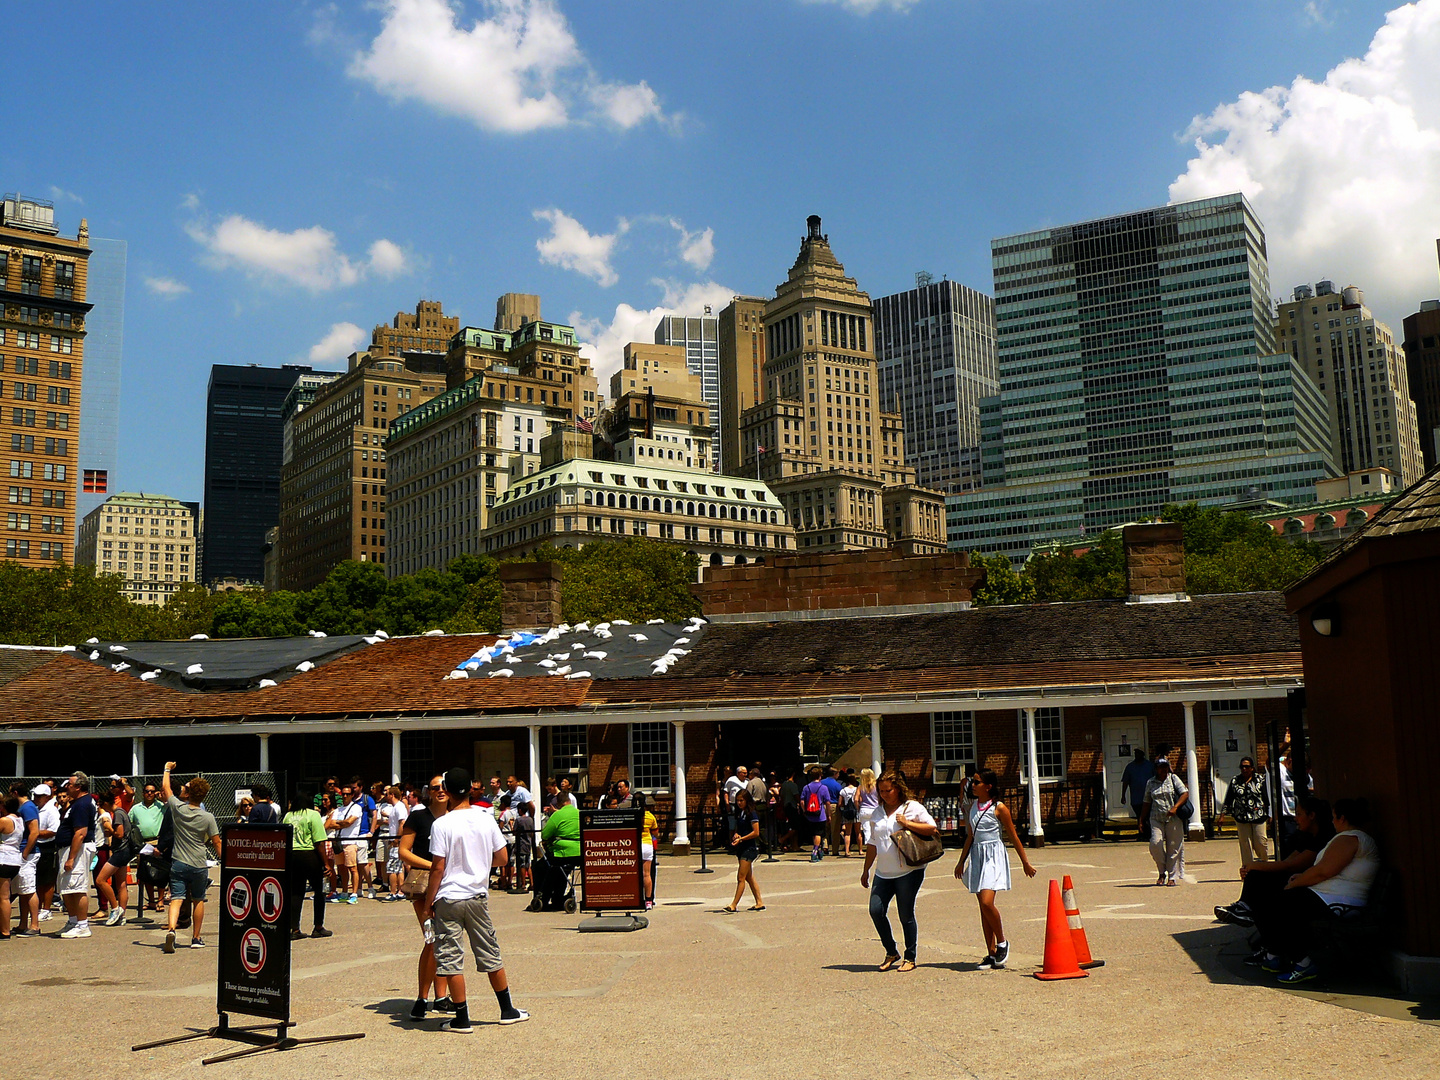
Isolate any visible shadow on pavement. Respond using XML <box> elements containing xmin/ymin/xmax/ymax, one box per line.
<box><xmin>1176</xmin><ymin>923</ymin><xmax>1440</xmax><ymax>1025</ymax></box>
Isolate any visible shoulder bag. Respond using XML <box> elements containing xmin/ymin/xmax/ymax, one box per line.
<box><xmin>891</xmin><ymin>806</ymin><xmax>944</xmax><ymax>867</ymax></box>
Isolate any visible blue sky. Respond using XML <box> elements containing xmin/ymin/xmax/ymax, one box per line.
<box><xmin>8</xmin><ymin>0</ymin><xmax>1437</xmax><ymax>503</ymax></box>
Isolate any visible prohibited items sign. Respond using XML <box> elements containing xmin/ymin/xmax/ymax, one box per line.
<box><xmin>226</xmin><ymin>876</ymin><xmax>253</xmax><ymax>921</ymax></box>
<box><xmin>257</xmin><ymin>877</ymin><xmax>283</xmax><ymax>923</ymax></box>
<box><xmin>240</xmin><ymin>927</ymin><xmax>267</xmax><ymax>974</ymax></box>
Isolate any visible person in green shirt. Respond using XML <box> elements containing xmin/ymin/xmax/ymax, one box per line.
<box><xmin>536</xmin><ymin>802</ymin><xmax>580</xmax><ymax>912</ymax></box>
<box><xmin>284</xmin><ymin>787</ymin><xmax>333</xmax><ymax>939</ymax></box>
<box><xmin>129</xmin><ymin>782</ymin><xmax>167</xmax><ymax>913</ymax></box>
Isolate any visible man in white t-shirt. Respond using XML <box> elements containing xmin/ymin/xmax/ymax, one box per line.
<box><xmin>505</xmin><ymin>776</ymin><xmax>533</xmax><ymax>818</ymax></box>
<box><xmin>333</xmin><ymin>784</ymin><xmax>366</xmax><ymax>903</ymax></box>
<box><xmin>424</xmin><ymin>768</ymin><xmax>528</xmax><ymax>1033</ymax></box>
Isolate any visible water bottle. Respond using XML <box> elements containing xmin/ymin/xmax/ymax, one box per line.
<box><xmin>422</xmin><ymin>917</ymin><xmax>436</xmax><ymax>944</ymax></box>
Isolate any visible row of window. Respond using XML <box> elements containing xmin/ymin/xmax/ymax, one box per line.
<box><xmin>5</xmin><ymin>539</ymin><xmax>62</xmax><ymax>560</ymax></box>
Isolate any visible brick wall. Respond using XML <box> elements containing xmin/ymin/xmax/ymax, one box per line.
<box><xmin>1123</xmin><ymin>522</ymin><xmax>1187</xmax><ymax>598</ymax></box>
<box><xmin>500</xmin><ymin>561</ymin><xmax>562</xmax><ymax>630</ymax></box>
<box><xmin>694</xmin><ymin>548</ymin><xmax>985</xmax><ymax>617</ymax></box>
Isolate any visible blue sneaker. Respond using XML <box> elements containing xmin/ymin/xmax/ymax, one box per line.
<box><xmin>345</xmin><ymin>894</ymin><xmax>359</xmax><ymax>905</ymax></box>
<box><xmin>1277</xmin><ymin>961</ymin><xmax>1319</xmax><ymax>984</ymax></box>
<box><xmin>1260</xmin><ymin>954</ymin><xmax>1289</xmax><ymax>974</ymax></box>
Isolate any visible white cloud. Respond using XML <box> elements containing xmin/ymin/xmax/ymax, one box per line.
<box><xmin>534</xmin><ymin>208</ymin><xmax>628</xmax><ymax>286</ymax></box>
<box><xmin>48</xmin><ymin>186</ymin><xmax>83</xmax><ymax>204</ymax></box>
<box><xmin>186</xmin><ymin>214</ymin><xmax>410</xmax><ymax>291</ymax></box>
<box><xmin>802</xmin><ymin>0</ymin><xmax>922</xmax><ymax>12</ymax></box>
<box><xmin>181</xmin><ymin>193</ymin><xmax>201</xmax><ymax>211</ymax></box>
<box><xmin>1170</xmin><ymin>0</ymin><xmax>1440</xmax><ymax>324</ymax></box>
<box><xmin>349</xmin><ymin>0</ymin><xmax>670</xmax><ymax>133</ymax></box>
<box><xmin>308</xmin><ymin>322</ymin><xmax>368</xmax><ymax>366</ymax></box>
<box><xmin>572</xmin><ymin>279</ymin><xmax>737</xmax><ymax>391</ymax></box>
<box><xmin>1302</xmin><ymin>1</ymin><xmax>1336</xmax><ymax>29</ymax></box>
<box><xmin>144</xmin><ymin>276</ymin><xmax>190</xmax><ymax>299</ymax></box>
<box><xmin>670</xmin><ymin>219</ymin><xmax>716</xmax><ymax>272</ymax></box>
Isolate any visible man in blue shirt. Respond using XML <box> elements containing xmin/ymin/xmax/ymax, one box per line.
<box><xmin>56</xmin><ymin>772</ymin><xmax>98</xmax><ymax>937</ymax></box>
<box><xmin>800</xmin><ymin>768</ymin><xmax>833</xmax><ymax>863</ymax></box>
<box><xmin>820</xmin><ymin>768</ymin><xmax>844</xmax><ymax>856</ymax></box>
<box><xmin>9</xmin><ymin>784</ymin><xmax>40</xmax><ymax>935</ymax></box>
<box><xmin>1119</xmin><ymin>749</ymin><xmax>1154</xmax><ymax>838</ymax></box>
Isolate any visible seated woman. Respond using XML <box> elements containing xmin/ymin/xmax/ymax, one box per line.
<box><xmin>1251</xmin><ymin>797</ymin><xmax>1379</xmax><ymax>984</ymax></box>
<box><xmin>1216</xmin><ymin>796</ymin><xmax>1334</xmax><ymax>928</ymax></box>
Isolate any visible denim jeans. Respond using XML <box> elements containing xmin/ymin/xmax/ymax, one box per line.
<box><xmin>869</xmin><ymin>868</ymin><xmax>925</xmax><ymax>961</ymax></box>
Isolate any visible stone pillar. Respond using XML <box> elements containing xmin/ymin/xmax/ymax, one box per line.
<box><xmin>390</xmin><ymin>730</ymin><xmax>403</xmax><ymax>785</ymax></box>
<box><xmin>1183</xmin><ymin>701</ymin><xmax>1205</xmax><ymax>839</ymax></box>
<box><xmin>13</xmin><ymin>741</ymin><xmax>23</xmax><ymax>775</ymax></box>
<box><xmin>131</xmin><ymin>736</ymin><xmax>145</xmax><ymax>776</ymax></box>
<box><xmin>672</xmin><ymin>721</ymin><xmax>690</xmax><ymax>855</ymax></box>
<box><xmin>258</xmin><ymin>733</ymin><xmax>270</xmax><ymax>773</ymax></box>
<box><xmin>1122</xmin><ymin>522</ymin><xmax>1188</xmax><ymax>602</ymax></box>
<box><xmin>500</xmin><ymin>562</ymin><xmax>563</xmax><ymax>631</ymax></box>
<box><xmin>1023</xmin><ymin>707</ymin><xmax>1045</xmax><ymax>847</ymax></box>
<box><xmin>870</xmin><ymin>714</ymin><xmax>883</xmax><ymax>776</ymax></box>
<box><xmin>528</xmin><ymin>725</ymin><xmax>542</xmax><ymax>807</ymax></box>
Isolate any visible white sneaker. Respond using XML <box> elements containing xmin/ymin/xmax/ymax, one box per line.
<box><xmin>105</xmin><ymin>910</ymin><xmax>125</xmax><ymax>927</ymax></box>
<box><xmin>60</xmin><ymin>924</ymin><xmax>92</xmax><ymax>938</ymax></box>
<box><xmin>38</xmin><ymin>910</ymin><xmax>52</xmax><ymax>922</ymax></box>
<box><xmin>499</xmin><ymin>1009</ymin><xmax>530</xmax><ymax>1026</ymax></box>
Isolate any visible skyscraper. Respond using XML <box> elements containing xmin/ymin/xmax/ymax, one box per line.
<box><xmin>0</xmin><ymin>193</ymin><xmax>88</xmax><ymax>568</ymax></box>
<box><xmin>1276</xmin><ymin>282</ymin><xmax>1424</xmax><ymax>486</ymax></box>
<box><xmin>717</xmin><ymin>296</ymin><xmax>767</xmax><ymax>476</ymax></box>
<box><xmin>655</xmin><ymin>311</ymin><xmax>719</xmax><ymax>469</ymax></box>
<box><xmin>203</xmin><ymin>364</ymin><xmax>310</xmax><ymax>583</ymax></box>
<box><xmin>948</xmin><ymin>193</ymin><xmax>1336</xmax><ymax>563</ymax></box>
<box><xmin>872</xmin><ymin>278</ymin><xmax>998</xmax><ymax>494</ymax></box>
<box><xmin>1402</xmin><ymin>252</ymin><xmax>1440</xmax><ymax>471</ymax></box>
<box><xmin>77</xmin><ymin>236</ymin><xmax>124</xmax><ymax>528</ymax></box>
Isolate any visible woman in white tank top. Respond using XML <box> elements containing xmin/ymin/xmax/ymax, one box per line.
<box><xmin>1251</xmin><ymin>797</ymin><xmax>1380</xmax><ymax>984</ymax></box>
<box><xmin>0</xmin><ymin>797</ymin><xmax>25</xmax><ymax>940</ymax></box>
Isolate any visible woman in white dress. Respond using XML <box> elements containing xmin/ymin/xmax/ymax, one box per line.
<box><xmin>953</xmin><ymin>771</ymin><xmax>1035</xmax><ymax>968</ymax></box>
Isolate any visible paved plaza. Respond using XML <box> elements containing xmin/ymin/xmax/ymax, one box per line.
<box><xmin>8</xmin><ymin>839</ymin><xmax>1436</xmax><ymax>1079</ymax></box>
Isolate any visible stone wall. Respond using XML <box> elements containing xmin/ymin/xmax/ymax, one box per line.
<box><xmin>1123</xmin><ymin>522</ymin><xmax>1187</xmax><ymax>599</ymax></box>
<box><xmin>499</xmin><ymin>561</ymin><xmax>562</xmax><ymax>630</ymax></box>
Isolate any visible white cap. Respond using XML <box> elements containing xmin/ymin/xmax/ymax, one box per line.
<box><xmin>31</xmin><ymin>783</ymin><xmax>52</xmax><ymax>796</ymax></box>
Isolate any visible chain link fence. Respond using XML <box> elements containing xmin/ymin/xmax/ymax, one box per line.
<box><xmin>2</xmin><ymin>771</ymin><xmax>285</xmax><ymax>824</ymax></box>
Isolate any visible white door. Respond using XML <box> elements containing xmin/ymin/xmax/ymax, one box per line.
<box><xmin>1101</xmin><ymin>718</ymin><xmax>1148</xmax><ymax>819</ymax></box>
<box><xmin>473</xmin><ymin>739</ymin><xmax>516</xmax><ymax>788</ymax></box>
<box><xmin>1208</xmin><ymin>714</ymin><xmax>1255</xmax><ymax>811</ymax></box>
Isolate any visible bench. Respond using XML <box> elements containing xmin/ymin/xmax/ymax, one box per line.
<box><xmin>1306</xmin><ymin>868</ymin><xmax>1400</xmax><ymax>968</ymax></box>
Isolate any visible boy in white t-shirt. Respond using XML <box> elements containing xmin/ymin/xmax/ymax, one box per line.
<box><xmin>423</xmin><ymin>769</ymin><xmax>528</xmax><ymax>1033</ymax></box>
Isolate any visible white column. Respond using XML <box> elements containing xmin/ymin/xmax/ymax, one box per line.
<box><xmin>1023</xmin><ymin>707</ymin><xmax>1045</xmax><ymax>846</ymax></box>
<box><xmin>131</xmin><ymin>736</ymin><xmax>145</xmax><ymax>776</ymax></box>
<box><xmin>528</xmin><ymin>725</ymin><xmax>542</xmax><ymax>806</ymax></box>
<box><xmin>870</xmin><ymin>715</ymin><xmax>883</xmax><ymax>776</ymax></box>
<box><xmin>672</xmin><ymin>721</ymin><xmax>690</xmax><ymax>849</ymax></box>
<box><xmin>257</xmin><ymin>733</ymin><xmax>270</xmax><ymax>773</ymax></box>
<box><xmin>13</xmin><ymin>741</ymin><xmax>23</xmax><ymax>776</ymax></box>
<box><xmin>1182</xmin><ymin>701</ymin><xmax>1205</xmax><ymax>838</ymax></box>
<box><xmin>390</xmin><ymin>730</ymin><xmax>403</xmax><ymax>785</ymax></box>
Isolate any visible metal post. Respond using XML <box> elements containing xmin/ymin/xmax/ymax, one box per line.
<box><xmin>528</xmin><ymin>725</ymin><xmax>542</xmax><ymax>807</ymax></box>
<box><xmin>695</xmin><ymin>794</ymin><xmax>713</xmax><ymax>874</ymax></box>
<box><xmin>870</xmin><ymin>714</ymin><xmax>883</xmax><ymax>776</ymax></box>
<box><xmin>390</xmin><ymin>730</ymin><xmax>402</xmax><ymax>785</ymax></box>
<box><xmin>1182</xmin><ymin>701</ymin><xmax>1205</xmax><ymax>838</ymax></box>
<box><xmin>257</xmin><ymin>733</ymin><xmax>270</xmax><ymax>773</ymax></box>
<box><xmin>671</xmin><ymin>721</ymin><xmax>690</xmax><ymax>852</ymax></box>
<box><xmin>131</xmin><ymin>736</ymin><xmax>145</xmax><ymax>776</ymax></box>
<box><xmin>13</xmin><ymin>740</ymin><xmax>24</xmax><ymax>775</ymax></box>
<box><xmin>1023</xmin><ymin>707</ymin><xmax>1044</xmax><ymax>846</ymax></box>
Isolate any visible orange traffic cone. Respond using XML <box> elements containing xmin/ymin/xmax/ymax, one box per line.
<box><xmin>1035</xmin><ymin>879</ymin><xmax>1088</xmax><ymax>980</ymax></box>
<box><xmin>1062</xmin><ymin>874</ymin><xmax>1104</xmax><ymax>969</ymax></box>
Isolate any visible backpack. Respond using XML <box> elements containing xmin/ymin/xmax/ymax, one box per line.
<box><xmin>805</xmin><ymin>788</ymin><xmax>821</xmax><ymax>815</ymax></box>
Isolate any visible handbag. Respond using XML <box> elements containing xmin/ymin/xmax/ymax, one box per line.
<box><xmin>400</xmin><ymin>868</ymin><xmax>430</xmax><ymax>897</ymax></box>
<box><xmin>892</xmin><ymin>824</ymin><xmax>945</xmax><ymax>867</ymax></box>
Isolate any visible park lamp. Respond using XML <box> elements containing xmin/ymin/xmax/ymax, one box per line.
<box><xmin>1310</xmin><ymin>600</ymin><xmax>1340</xmax><ymax>637</ymax></box>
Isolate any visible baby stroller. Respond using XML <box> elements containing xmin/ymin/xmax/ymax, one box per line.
<box><xmin>527</xmin><ymin>846</ymin><xmax>579</xmax><ymax>914</ymax></box>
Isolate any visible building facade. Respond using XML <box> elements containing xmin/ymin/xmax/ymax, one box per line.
<box><xmin>609</xmin><ymin>342</ymin><xmax>698</xmax><ymax>401</ymax></box>
<box><xmin>948</xmin><ymin>193</ymin><xmax>1337</xmax><ymax>564</ymax></box>
<box><xmin>655</xmin><ymin>312</ymin><xmax>719</xmax><ymax>469</ymax></box>
<box><xmin>735</xmin><ymin>216</ymin><xmax>943</xmax><ymax>555</ymax></box>
<box><xmin>1275</xmin><ymin>282</ymin><xmax>1424</xmax><ymax>486</ymax></box>
<box><xmin>369</xmin><ymin>299</ymin><xmax>459</xmax><ymax>359</ymax></box>
<box><xmin>203</xmin><ymin>364</ymin><xmax>310</xmax><ymax>584</ymax></box>
<box><xmin>281</xmin><ymin>369</ymin><xmax>344</xmax><ymax>466</ymax></box>
<box><xmin>75</xmin><ymin>491</ymin><xmax>197</xmax><ymax>605</ymax></box>
<box><xmin>76</xmin><ymin>236</ymin><xmax>124</xmax><ymax>529</ymax></box>
<box><xmin>1402</xmin><ymin>298</ymin><xmax>1440</xmax><ymax>471</ymax></box>
<box><xmin>277</xmin><ymin>353</ymin><xmax>446</xmax><ymax>589</ymax></box>
<box><xmin>872</xmin><ymin>278</ymin><xmax>998</xmax><ymax>494</ymax></box>
<box><xmin>385</xmin><ymin>312</ymin><xmax>600</xmax><ymax>577</ymax></box>
<box><xmin>0</xmin><ymin>194</ymin><xmax>90</xmax><ymax>568</ymax></box>
<box><xmin>495</xmin><ymin>292</ymin><xmax>541</xmax><ymax>333</ymax></box>
<box><xmin>717</xmin><ymin>296</ymin><xmax>768</xmax><ymax>477</ymax></box>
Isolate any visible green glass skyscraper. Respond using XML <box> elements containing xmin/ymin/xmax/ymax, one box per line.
<box><xmin>947</xmin><ymin>193</ymin><xmax>1335</xmax><ymax>563</ymax></box>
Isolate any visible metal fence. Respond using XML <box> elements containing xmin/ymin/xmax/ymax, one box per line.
<box><xmin>2</xmin><ymin>771</ymin><xmax>285</xmax><ymax>825</ymax></box>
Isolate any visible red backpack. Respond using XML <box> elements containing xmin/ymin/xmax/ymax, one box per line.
<box><xmin>805</xmin><ymin>787</ymin><xmax>821</xmax><ymax>815</ymax></box>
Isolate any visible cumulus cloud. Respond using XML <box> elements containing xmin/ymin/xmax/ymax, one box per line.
<box><xmin>670</xmin><ymin>220</ymin><xmax>716</xmax><ymax>272</ymax></box>
<box><xmin>1170</xmin><ymin>0</ymin><xmax>1440</xmax><ymax>323</ymax></box>
<box><xmin>534</xmin><ymin>208</ymin><xmax>628</xmax><ymax>286</ymax></box>
<box><xmin>308</xmin><ymin>321</ymin><xmax>368</xmax><ymax>366</ymax></box>
<box><xmin>572</xmin><ymin>279</ymin><xmax>737</xmax><ymax>391</ymax></box>
<box><xmin>186</xmin><ymin>214</ymin><xmax>410</xmax><ymax>291</ymax></box>
<box><xmin>48</xmin><ymin>186</ymin><xmax>83</xmax><ymax>204</ymax></box>
<box><xmin>349</xmin><ymin>0</ymin><xmax>670</xmax><ymax>133</ymax></box>
<box><xmin>802</xmin><ymin>0</ymin><xmax>923</xmax><ymax>12</ymax></box>
<box><xmin>144</xmin><ymin>276</ymin><xmax>190</xmax><ymax>299</ymax></box>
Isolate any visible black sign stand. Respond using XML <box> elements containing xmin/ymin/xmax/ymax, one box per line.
<box><xmin>133</xmin><ymin>823</ymin><xmax>364</xmax><ymax>1065</ymax></box>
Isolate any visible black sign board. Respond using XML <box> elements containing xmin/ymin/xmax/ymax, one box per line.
<box><xmin>579</xmin><ymin>809</ymin><xmax>644</xmax><ymax>912</ymax></box>
<box><xmin>218</xmin><ymin>823</ymin><xmax>292</xmax><ymax>1022</ymax></box>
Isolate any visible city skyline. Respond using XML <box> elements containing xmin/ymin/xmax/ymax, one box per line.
<box><xmin>6</xmin><ymin>1</ymin><xmax>1436</xmax><ymax>504</ymax></box>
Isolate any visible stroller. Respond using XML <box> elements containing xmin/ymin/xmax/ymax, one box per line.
<box><xmin>527</xmin><ymin>846</ymin><xmax>579</xmax><ymax>914</ymax></box>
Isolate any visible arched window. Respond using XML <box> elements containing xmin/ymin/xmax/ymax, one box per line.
<box><xmin>607</xmin><ymin>492</ymin><xmax>616</xmax><ymax>508</ymax></box>
<box><xmin>730</xmin><ymin>506</ymin><xmax>738</xmax><ymax>520</ymax></box>
<box><xmin>756</xmin><ymin>556</ymin><xmax>766</xmax><ymax>565</ymax></box>
<box><xmin>1346</xmin><ymin>508</ymin><xmax>1368</xmax><ymax>527</ymax></box>
<box><xmin>583</xmin><ymin>490</ymin><xmax>593</xmax><ymax>505</ymax></box>
<box><xmin>1283</xmin><ymin>518</ymin><xmax>1305</xmax><ymax>535</ymax></box>
<box><xmin>770</xmin><ymin>510</ymin><xmax>777</xmax><ymax>524</ymax></box>
<box><xmin>736</xmin><ymin>555</ymin><xmax>748</xmax><ymax>565</ymax></box>
<box><xmin>708</xmin><ymin>504</ymin><xmax>716</xmax><ymax>518</ymax></box>
<box><xmin>687</xmin><ymin>501</ymin><xmax>695</xmax><ymax>516</ymax></box>
<box><xmin>630</xmin><ymin>495</ymin><xmax>639</xmax><ymax>510</ymax></box>
<box><xmin>665</xmin><ymin>499</ymin><xmax>673</xmax><ymax>514</ymax></box>
<box><xmin>641</xmin><ymin>497</ymin><xmax>650</xmax><ymax>512</ymax></box>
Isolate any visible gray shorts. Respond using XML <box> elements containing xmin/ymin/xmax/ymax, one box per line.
<box><xmin>433</xmin><ymin>894</ymin><xmax>503</xmax><ymax>976</ymax></box>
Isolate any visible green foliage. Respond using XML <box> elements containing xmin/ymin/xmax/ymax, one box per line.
<box><xmin>1184</xmin><ymin>539</ymin><xmax>1322</xmax><ymax>594</ymax></box>
<box><xmin>968</xmin><ymin>551</ymin><xmax>1037</xmax><ymax>606</ymax></box>
<box><xmin>510</xmin><ymin>539</ymin><xmax>702</xmax><ymax>623</ymax></box>
<box><xmin>1027</xmin><ymin>530</ymin><xmax>1127</xmax><ymax>602</ymax></box>
<box><xmin>803</xmin><ymin>715</ymin><xmax>871</xmax><ymax>762</ymax></box>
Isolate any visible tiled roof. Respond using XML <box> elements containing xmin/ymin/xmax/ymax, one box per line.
<box><xmin>0</xmin><ymin>647</ymin><xmax>68</xmax><ymax>688</ymax></box>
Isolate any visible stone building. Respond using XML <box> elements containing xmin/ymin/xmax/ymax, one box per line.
<box><xmin>717</xmin><ymin>296</ymin><xmax>768</xmax><ymax>477</ymax></box>
<box><xmin>75</xmin><ymin>492</ymin><xmax>198</xmax><ymax>605</ymax></box>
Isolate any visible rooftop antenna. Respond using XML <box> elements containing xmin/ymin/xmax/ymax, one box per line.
<box><xmin>915</xmin><ymin>271</ymin><xmax>933</xmax><ymax>288</ymax></box>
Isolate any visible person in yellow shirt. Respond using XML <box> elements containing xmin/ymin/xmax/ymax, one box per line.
<box><xmin>636</xmin><ymin>792</ymin><xmax>658</xmax><ymax>911</ymax></box>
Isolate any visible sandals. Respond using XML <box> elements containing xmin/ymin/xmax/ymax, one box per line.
<box><xmin>897</xmin><ymin>959</ymin><xmax>916</xmax><ymax>972</ymax></box>
<box><xmin>878</xmin><ymin>954</ymin><xmax>901</xmax><ymax>971</ymax></box>
<box><xmin>722</xmin><ymin>906</ymin><xmax>738</xmax><ymax>914</ymax></box>
<box><xmin>749</xmin><ymin>905</ymin><xmax>766</xmax><ymax>911</ymax></box>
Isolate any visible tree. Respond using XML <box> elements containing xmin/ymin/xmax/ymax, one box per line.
<box><xmin>1185</xmin><ymin>539</ymin><xmax>1322</xmax><ymax>594</ymax></box>
<box><xmin>511</xmin><ymin>539</ymin><xmax>702</xmax><ymax>624</ymax></box>
<box><xmin>802</xmin><ymin>715</ymin><xmax>870</xmax><ymax>763</ymax></box>
<box><xmin>1027</xmin><ymin>530</ymin><xmax>1126</xmax><ymax>602</ymax></box>
<box><xmin>968</xmin><ymin>551</ymin><xmax>1036</xmax><ymax>606</ymax></box>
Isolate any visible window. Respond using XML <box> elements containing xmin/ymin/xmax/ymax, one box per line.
<box><xmin>1017</xmin><ymin>707</ymin><xmax>1065</xmax><ymax>782</ymax></box>
<box><xmin>628</xmin><ymin>722</ymin><xmax>671</xmax><ymax>792</ymax></box>
<box><xmin>82</xmin><ymin>469</ymin><xmax>107</xmax><ymax>494</ymax></box>
<box><xmin>399</xmin><ymin>731</ymin><xmax>433</xmax><ymax>783</ymax></box>
<box><xmin>1208</xmin><ymin>699</ymin><xmax>1251</xmax><ymax>713</ymax></box>
<box><xmin>931</xmin><ymin>711</ymin><xmax>976</xmax><ymax>780</ymax></box>
<box><xmin>550</xmin><ymin>725</ymin><xmax>587</xmax><ymax>777</ymax></box>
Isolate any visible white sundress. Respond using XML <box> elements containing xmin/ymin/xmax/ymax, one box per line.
<box><xmin>962</xmin><ymin>800</ymin><xmax>1012</xmax><ymax>894</ymax></box>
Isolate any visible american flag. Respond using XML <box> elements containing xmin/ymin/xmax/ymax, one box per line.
<box><xmin>575</xmin><ymin>416</ymin><xmax>593</xmax><ymax>433</ymax></box>
<box><xmin>756</xmin><ymin>445</ymin><xmax>767</xmax><ymax>453</ymax></box>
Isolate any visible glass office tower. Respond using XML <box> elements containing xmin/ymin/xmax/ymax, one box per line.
<box><xmin>947</xmin><ymin>193</ymin><xmax>1336</xmax><ymax>564</ymax></box>
<box><xmin>655</xmin><ymin>312</ymin><xmax>719</xmax><ymax>469</ymax></box>
<box><xmin>76</xmin><ymin>237</ymin><xmax>125</xmax><ymax>530</ymax></box>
